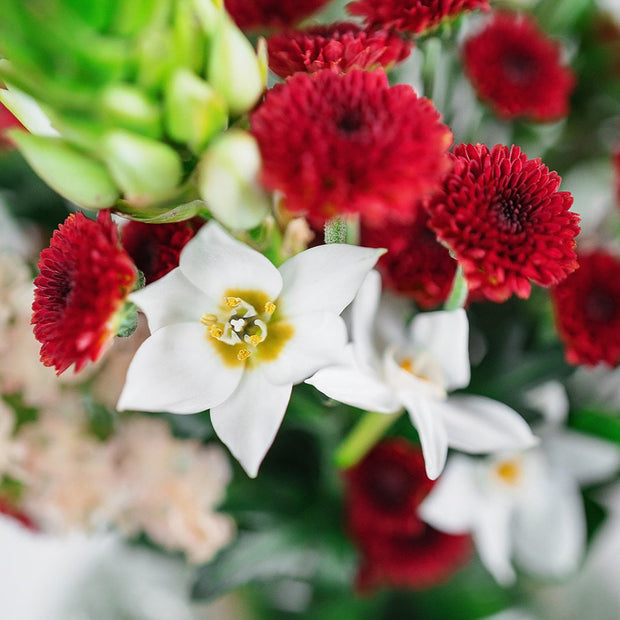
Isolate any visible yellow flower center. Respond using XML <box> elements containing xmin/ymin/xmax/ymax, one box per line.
<box><xmin>494</xmin><ymin>458</ymin><xmax>522</xmax><ymax>486</ymax></box>
<box><xmin>202</xmin><ymin>288</ymin><xmax>293</xmax><ymax>367</ymax></box>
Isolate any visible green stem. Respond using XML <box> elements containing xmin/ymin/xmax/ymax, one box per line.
<box><xmin>334</xmin><ymin>410</ymin><xmax>403</xmax><ymax>469</ymax></box>
<box><xmin>444</xmin><ymin>264</ymin><xmax>468</xmax><ymax>311</ymax></box>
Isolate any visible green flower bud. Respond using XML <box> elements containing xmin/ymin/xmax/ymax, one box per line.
<box><xmin>165</xmin><ymin>68</ymin><xmax>228</xmax><ymax>154</ymax></box>
<box><xmin>101</xmin><ymin>84</ymin><xmax>162</xmax><ymax>139</ymax></box>
<box><xmin>102</xmin><ymin>130</ymin><xmax>183</xmax><ymax>206</ymax></box>
<box><xmin>206</xmin><ymin>12</ymin><xmax>263</xmax><ymax>116</ymax></box>
<box><xmin>198</xmin><ymin>129</ymin><xmax>270</xmax><ymax>230</ymax></box>
<box><xmin>9</xmin><ymin>131</ymin><xmax>119</xmax><ymax>209</ymax></box>
<box><xmin>0</xmin><ymin>87</ymin><xmax>56</xmax><ymax>137</ymax></box>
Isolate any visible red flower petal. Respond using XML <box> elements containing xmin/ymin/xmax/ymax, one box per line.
<box><xmin>224</xmin><ymin>0</ymin><xmax>330</xmax><ymax>31</ymax></box>
<box><xmin>32</xmin><ymin>211</ymin><xmax>137</xmax><ymax>374</ymax></box>
<box><xmin>552</xmin><ymin>249</ymin><xmax>620</xmax><ymax>367</ymax></box>
<box><xmin>267</xmin><ymin>22</ymin><xmax>411</xmax><ymax>79</ymax></box>
<box><xmin>251</xmin><ymin>69</ymin><xmax>452</xmax><ymax>226</ymax></box>
<box><xmin>426</xmin><ymin>143</ymin><xmax>580</xmax><ymax>303</ymax></box>
<box><xmin>463</xmin><ymin>12</ymin><xmax>576</xmax><ymax>122</ymax></box>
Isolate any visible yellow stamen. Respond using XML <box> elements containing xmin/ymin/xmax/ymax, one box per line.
<box><xmin>225</xmin><ymin>296</ymin><xmax>242</xmax><ymax>309</ymax></box>
<box><xmin>200</xmin><ymin>313</ymin><xmax>217</xmax><ymax>326</ymax></box>
<box><xmin>209</xmin><ymin>326</ymin><xmax>223</xmax><ymax>339</ymax></box>
<box><xmin>400</xmin><ymin>358</ymin><xmax>413</xmax><ymax>373</ymax></box>
<box><xmin>248</xmin><ymin>334</ymin><xmax>262</xmax><ymax>347</ymax></box>
<box><xmin>264</xmin><ymin>301</ymin><xmax>276</xmax><ymax>315</ymax></box>
<box><xmin>496</xmin><ymin>459</ymin><xmax>521</xmax><ymax>486</ymax></box>
<box><xmin>237</xmin><ymin>348</ymin><xmax>251</xmax><ymax>361</ymax></box>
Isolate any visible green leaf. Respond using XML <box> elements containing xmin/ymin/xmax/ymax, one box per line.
<box><xmin>570</xmin><ymin>409</ymin><xmax>620</xmax><ymax>445</ymax></box>
<box><xmin>192</xmin><ymin>528</ymin><xmax>320</xmax><ymax>602</ymax></box>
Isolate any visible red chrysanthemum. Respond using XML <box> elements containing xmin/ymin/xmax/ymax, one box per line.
<box><xmin>463</xmin><ymin>12</ymin><xmax>576</xmax><ymax>122</ymax></box>
<box><xmin>345</xmin><ymin>439</ymin><xmax>435</xmax><ymax>541</ymax></box>
<box><xmin>355</xmin><ymin>526</ymin><xmax>472</xmax><ymax>592</ymax></box>
<box><xmin>360</xmin><ymin>209</ymin><xmax>457</xmax><ymax>309</ymax></box>
<box><xmin>267</xmin><ymin>22</ymin><xmax>411</xmax><ymax>79</ymax></box>
<box><xmin>347</xmin><ymin>0</ymin><xmax>489</xmax><ymax>35</ymax></box>
<box><xmin>551</xmin><ymin>249</ymin><xmax>620</xmax><ymax>367</ymax></box>
<box><xmin>344</xmin><ymin>439</ymin><xmax>471</xmax><ymax>592</ymax></box>
<box><xmin>426</xmin><ymin>143</ymin><xmax>580</xmax><ymax>303</ymax></box>
<box><xmin>224</xmin><ymin>0</ymin><xmax>330</xmax><ymax>31</ymax></box>
<box><xmin>32</xmin><ymin>211</ymin><xmax>137</xmax><ymax>375</ymax></box>
<box><xmin>121</xmin><ymin>219</ymin><xmax>204</xmax><ymax>284</ymax></box>
<box><xmin>251</xmin><ymin>69</ymin><xmax>452</xmax><ymax>226</ymax></box>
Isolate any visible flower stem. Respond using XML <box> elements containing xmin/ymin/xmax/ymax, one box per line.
<box><xmin>444</xmin><ymin>264</ymin><xmax>468</xmax><ymax>310</ymax></box>
<box><xmin>334</xmin><ymin>410</ymin><xmax>403</xmax><ymax>469</ymax></box>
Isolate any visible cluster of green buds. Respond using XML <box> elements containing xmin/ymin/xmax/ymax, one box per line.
<box><xmin>0</xmin><ymin>0</ymin><xmax>270</xmax><ymax>226</ymax></box>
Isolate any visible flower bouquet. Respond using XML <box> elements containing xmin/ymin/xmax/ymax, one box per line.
<box><xmin>0</xmin><ymin>0</ymin><xmax>619</xmax><ymax>618</ymax></box>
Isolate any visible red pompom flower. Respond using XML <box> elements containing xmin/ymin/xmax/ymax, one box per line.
<box><xmin>121</xmin><ymin>219</ymin><xmax>204</xmax><ymax>284</ymax></box>
<box><xmin>224</xmin><ymin>0</ymin><xmax>330</xmax><ymax>31</ymax></box>
<box><xmin>426</xmin><ymin>143</ymin><xmax>580</xmax><ymax>303</ymax></box>
<box><xmin>267</xmin><ymin>22</ymin><xmax>411</xmax><ymax>79</ymax></box>
<box><xmin>462</xmin><ymin>12</ymin><xmax>576</xmax><ymax>122</ymax></box>
<box><xmin>344</xmin><ymin>439</ymin><xmax>471</xmax><ymax>592</ymax></box>
<box><xmin>251</xmin><ymin>69</ymin><xmax>452</xmax><ymax>226</ymax></box>
<box><xmin>32</xmin><ymin>211</ymin><xmax>137</xmax><ymax>375</ymax></box>
<box><xmin>347</xmin><ymin>0</ymin><xmax>489</xmax><ymax>35</ymax></box>
<box><xmin>360</xmin><ymin>210</ymin><xmax>457</xmax><ymax>309</ymax></box>
<box><xmin>551</xmin><ymin>249</ymin><xmax>620</xmax><ymax>367</ymax></box>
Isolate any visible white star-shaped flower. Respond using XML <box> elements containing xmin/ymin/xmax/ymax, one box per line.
<box><xmin>307</xmin><ymin>270</ymin><xmax>537</xmax><ymax>479</ymax></box>
<box><xmin>117</xmin><ymin>222</ymin><xmax>382</xmax><ymax>477</ymax></box>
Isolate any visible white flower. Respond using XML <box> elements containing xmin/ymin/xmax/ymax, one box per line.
<box><xmin>307</xmin><ymin>271</ymin><xmax>537</xmax><ymax>479</ymax></box>
<box><xmin>419</xmin><ymin>382</ymin><xmax>620</xmax><ymax>585</ymax></box>
<box><xmin>117</xmin><ymin>222</ymin><xmax>382</xmax><ymax>477</ymax></box>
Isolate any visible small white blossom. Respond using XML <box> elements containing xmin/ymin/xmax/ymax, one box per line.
<box><xmin>118</xmin><ymin>221</ymin><xmax>382</xmax><ymax>476</ymax></box>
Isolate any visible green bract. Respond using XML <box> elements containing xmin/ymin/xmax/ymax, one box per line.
<box><xmin>0</xmin><ymin>0</ymin><xmax>265</xmax><ymax>221</ymax></box>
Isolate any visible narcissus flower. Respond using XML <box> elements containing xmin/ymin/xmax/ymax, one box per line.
<box><xmin>224</xmin><ymin>0</ymin><xmax>330</xmax><ymax>31</ymax></box>
<box><xmin>267</xmin><ymin>23</ymin><xmax>411</xmax><ymax>78</ymax></box>
<box><xmin>32</xmin><ymin>211</ymin><xmax>137</xmax><ymax>375</ymax></box>
<box><xmin>344</xmin><ymin>439</ymin><xmax>471</xmax><ymax>592</ymax></box>
<box><xmin>347</xmin><ymin>0</ymin><xmax>489</xmax><ymax>35</ymax></box>
<box><xmin>120</xmin><ymin>219</ymin><xmax>204</xmax><ymax>284</ymax></box>
<box><xmin>360</xmin><ymin>210</ymin><xmax>456</xmax><ymax>309</ymax></box>
<box><xmin>551</xmin><ymin>249</ymin><xmax>620</xmax><ymax>367</ymax></box>
<box><xmin>251</xmin><ymin>69</ymin><xmax>452</xmax><ymax>226</ymax></box>
<box><xmin>308</xmin><ymin>271</ymin><xmax>537</xmax><ymax>479</ymax></box>
<box><xmin>420</xmin><ymin>394</ymin><xmax>619</xmax><ymax>584</ymax></box>
<box><xmin>426</xmin><ymin>143</ymin><xmax>580</xmax><ymax>303</ymax></box>
<box><xmin>117</xmin><ymin>222</ymin><xmax>382</xmax><ymax>477</ymax></box>
<box><xmin>463</xmin><ymin>12</ymin><xmax>575</xmax><ymax>121</ymax></box>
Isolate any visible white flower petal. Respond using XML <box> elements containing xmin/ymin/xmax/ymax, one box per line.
<box><xmin>473</xmin><ymin>497</ymin><xmax>516</xmax><ymax>586</ymax></box>
<box><xmin>307</xmin><ymin>347</ymin><xmax>401</xmax><ymax>414</ymax></box>
<box><xmin>351</xmin><ymin>270</ymin><xmax>383</xmax><ymax>370</ymax></box>
<box><xmin>180</xmin><ymin>221</ymin><xmax>282</xmax><ymax>301</ymax></box>
<box><xmin>524</xmin><ymin>380</ymin><xmax>569</xmax><ymax>428</ymax></box>
<box><xmin>419</xmin><ymin>455</ymin><xmax>478</xmax><ymax>533</ymax></box>
<box><xmin>443</xmin><ymin>395</ymin><xmax>538</xmax><ymax>454</ymax></box>
<box><xmin>129</xmin><ymin>269</ymin><xmax>209</xmax><ymax>332</ymax></box>
<box><xmin>409</xmin><ymin>308</ymin><xmax>470</xmax><ymax>391</ymax></box>
<box><xmin>513</xmin><ymin>474</ymin><xmax>585</xmax><ymax>579</ymax></box>
<box><xmin>277</xmin><ymin>243</ymin><xmax>383</xmax><ymax>317</ymax></box>
<box><xmin>400</xmin><ymin>391</ymin><xmax>448</xmax><ymax>480</ymax></box>
<box><xmin>545</xmin><ymin>430</ymin><xmax>620</xmax><ymax>486</ymax></box>
<box><xmin>261</xmin><ymin>312</ymin><xmax>348</xmax><ymax>385</ymax></box>
<box><xmin>117</xmin><ymin>323</ymin><xmax>243</xmax><ymax>414</ymax></box>
<box><xmin>210</xmin><ymin>367</ymin><xmax>292</xmax><ymax>478</ymax></box>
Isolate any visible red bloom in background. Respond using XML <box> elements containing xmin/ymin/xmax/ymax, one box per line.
<box><xmin>32</xmin><ymin>211</ymin><xmax>136</xmax><ymax>375</ymax></box>
<box><xmin>0</xmin><ymin>102</ymin><xmax>23</xmax><ymax>149</ymax></box>
<box><xmin>251</xmin><ymin>69</ymin><xmax>452</xmax><ymax>226</ymax></box>
<box><xmin>0</xmin><ymin>498</ymin><xmax>36</xmax><ymax>530</ymax></box>
<box><xmin>551</xmin><ymin>250</ymin><xmax>620</xmax><ymax>367</ymax></box>
<box><xmin>121</xmin><ymin>219</ymin><xmax>204</xmax><ymax>284</ymax></box>
<box><xmin>426</xmin><ymin>143</ymin><xmax>580</xmax><ymax>303</ymax></box>
<box><xmin>347</xmin><ymin>0</ymin><xmax>489</xmax><ymax>35</ymax></box>
<box><xmin>267</xmin><ymin>23</ymin><xmax>411</xmax><ymax>78</ymax></box>
<box><xmin>360</xmin><ymin>210</ymin><xmax>456</xmax><ymax>309</ymax></box>
<box><xmin>344</xmin><ymin>439</ymin><xmax>471</xmax><ymax>592</ymax></box>
<box><xmin>463</xmin><ymin>12</ymin><xmax>575</xmax><ymax>122</ymax></box>
<box><xmin>224</xmin><ymin>0</ymin><xmax>330</xmax><ymax>31</ymax></box>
